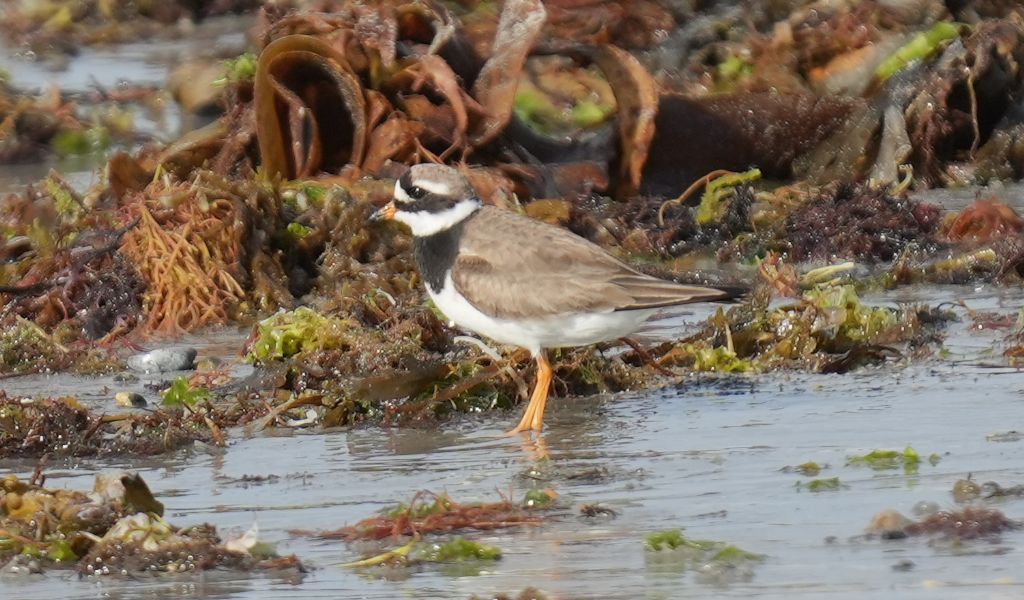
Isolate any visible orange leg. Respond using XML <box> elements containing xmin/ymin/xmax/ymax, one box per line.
<box><xmin>506</xmin><ymin>351</ymin><xmax>553</xmax><ymax>435</ymax></box>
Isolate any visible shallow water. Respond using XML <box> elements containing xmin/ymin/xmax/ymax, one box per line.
<box><xmin>0</xmin><ymin>15</ymin><xmax>250</xmax><ymax>194</ymax></box>
<box><xmin>3</xmin><ymin>286</ymin><xmax>1024</xmax><ymax>599</ymax></box>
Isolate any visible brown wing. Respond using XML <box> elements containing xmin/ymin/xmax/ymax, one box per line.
<box><xmin>451</xmin><ymin>207</ymin><xmax>731</xmax><ymax>320</ymax></box>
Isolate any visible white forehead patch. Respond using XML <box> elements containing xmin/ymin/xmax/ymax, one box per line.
<box><xmin>394</xmin><ymin>180</ymin><xmax>413</xmax><ymax>204</ymax></box>
<box><xmin>392</xmin><ymin>199</ymin><xmax>480</xmax><ymax>236</ymax></box>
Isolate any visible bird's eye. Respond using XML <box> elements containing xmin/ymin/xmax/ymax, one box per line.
<box><xmin>407</xmin><ymin>185</ymin><xmax>427</xmax><ymax>199</ymax></box>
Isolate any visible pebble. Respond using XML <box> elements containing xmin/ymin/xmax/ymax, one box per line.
<box><xmin>127</xmin><ymin>348</ymin><xmax>197</xmax><ymax>373</ymax></box>
<box><xmin>114</xmin><ymin>392</ymin><xmax>147</xmax><ymax>408</ymax></box>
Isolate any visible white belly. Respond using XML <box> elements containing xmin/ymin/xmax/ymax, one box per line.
<box><xmin>429</xmin><ymin>274</ymin><xmax>657</xmax><ymax>355</ymax></box>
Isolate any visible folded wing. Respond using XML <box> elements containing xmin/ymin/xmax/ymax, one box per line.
<box><xmin>452</xmin><ymin>207</ymin><xmax>733</xmax><ymax>320</ymax></box>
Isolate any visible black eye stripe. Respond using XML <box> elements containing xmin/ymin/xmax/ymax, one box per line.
<box><xmin>407</xmin><ymin>185</ymin><xmax>427</xmax><ymax>199</ymax></box>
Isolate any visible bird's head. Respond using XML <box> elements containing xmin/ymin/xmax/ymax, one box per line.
<box><xmin>369</xmin><ymin>164</ymin><xmax>482</xmax><ymax>236</ymax></box>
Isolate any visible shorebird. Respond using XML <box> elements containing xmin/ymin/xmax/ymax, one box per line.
<box><xmin>371</xmin><ymin>164</ymin><xmax>739</xmax><ymax>434</ymax></box>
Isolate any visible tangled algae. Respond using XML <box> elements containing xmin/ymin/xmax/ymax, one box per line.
<box><xmin>118</xmin><ymin>170</ymin><xmax>295</xmax><ymax>335</ymax></box>
<box><xmin>309</xmin><ymin>489</ymin><xmax>546</xmax><ymax>542</ymax></box>
<box><xmin>0</xmin><ymin>472</ymin><xmax>303</xmax><ymax>576</ymax></box>
<box><xmin>661</xmin><ymin>283</ymin><xmax>950</xmax><ymax>374</ymax></box>
<box><xmin>0</xmin><ymin>395</ymin><xmax>202</xmax><ymax>458</ymax></box>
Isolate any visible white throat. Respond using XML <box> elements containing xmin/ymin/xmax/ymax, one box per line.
<box><xmin>394</xmin><ymin>199</ymin><xmax>480</xmax><ymax>236</ymax></box>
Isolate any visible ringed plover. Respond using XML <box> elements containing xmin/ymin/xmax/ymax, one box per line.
<box><xmin>371</xmin><ymin>164</ymin><xmax>739</xmax><ymax>434</ymax></box>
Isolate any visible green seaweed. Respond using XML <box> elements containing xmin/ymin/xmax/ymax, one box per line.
<box><xmin>717</xmin><ymin>54</ymin><xmax>754</xmax><ymax>85</ymax></box>
<box><xmin>711</xmin><ymin>544</ymin><xmax>765</xmax><ymax>562</ymax></box>
<box><xmin>52</xmin><ymin>126</ymin><xmax>111</xmax><ymax>157</ymax></box>
<box><xmin>645</xmin><ymin>529</ymin><xmax>717</xmax><ymax>552</ymax></box>
<box><xmin>848</xmin><ymin>446</ymin><xmax>924</xmax><ymax>474</ymax></box>
<box><xmin>795</xmin><ymin>462</ymin><xmax>822</xmax><ymax>477</ymax></box>
<box><xmin>420</xmin><ymin>537</ymin><xmax>502</xmax><ymax>562</ymax></box>
<box><xmin>696</xmin><ymin>168</ymin><xmax>761</xmax><ymax>226</ymax></box>
<box><xmin>161</xmin><ymin>377</ymin><xmax>210</xmax><ymax>407</ymax></box>
<box><xmin>246</xmin><ymin>307</ymin><xmax>355</xmax><ymax>362</ymax></box>
<box><xmin>570</xmin><ymin>100</ymin><xmax>611</xmax><ymax>128</ymax></box>
<box><xmin>522</xmin><ymin>489</ymin><xmax>556</xmax><ymax>509</ymax></box>
<box><xmin>44</xmin><ymin>176</ymin><xmax>81</xmax><ymax>219</ymax></box>
<box><xmin>690</xmin><ymin>345</ymin><xmax>754</xmax><ymax>373</ymax></box>
<box><xmin>796</xmin><ymin>477</ymin><xmax>842</xmax><ymax>492</ymax></box>
<box><xmin>513</xmin><ymin>82</ymin><xmax>613</xmax><ymax>135</ymax></box>
<box><xmin>45</xmin><ymin>538</ymin><xmax>77</xmax><ymax>562</ymax></box>
<box><xmin>285</xmin><ymin>222</ymin><xmax>313</xmax><ymax>241</ymax></box>
<box><xmin>220</xmin><ymin>52</ymin><xmax>258</xmax><ymax>84</ymax></box>
<box><xmin>875</xmin><ymin>22</ymin><xmax>962</xmax><ymax>83</ymax></box>
<box><xmin>803</xmin><ymin>285</ymin><xmax>897</xmax><ymax>344</ymax></box>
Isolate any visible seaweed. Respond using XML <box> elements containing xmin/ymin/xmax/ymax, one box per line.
<box><xmin>874</xmin><ymin>22</ymin><xmax>963</xmax><ymax>84</ymax></box>
<box><xmin>0</xmin><ymin>472</ymin><xmax>303</xmax><ymax>576</ymax></box>
<box><xmin>161</xmin><ymin>377</ymin><xmax>210</xmax><ymax>407</ymax></box>
<box><xmin>0</xmin><ymin>394</ymin><xmax>219</xmax><ymax>458</ymax></box>
<box><xmin>868</xmin><ymin>507</ymin><xmax>1019</xmax><ymax>540</ymax></box>
<box><xmin>643</xmin><ymin>527</ymin><xmax>765</xmax><ymax>581</ymax></box>
<box><xmin>661</xmin><ymin>282</ymin><xmax>949</xmax><ymax>374</ymax></box>
<box><xmin>783</xmin><ymin>462</ymin><xmax>824</xmax><ymax>476</ymax></box>
<box><xmin>645</xmin><ymin>529</ymin><xmax>718</xmax><ymax>552</ymax></box>
<box><xmin>848</xmin><ymin>446</ymin><xmax>940</xmax><ymax>474</ymax></box>
<box><xmin>307</xmin><ymin>490</ymin><xmax>546</xmax><ymax>542</ymax></box>
<box><xmin>796</xmin><ymin>477</ymin><xmax>843</xmax><ymax>492</ymax></box>
<box><xmin>785</xmin><ymin>184</ymin><xmax>940</xmax><ymax>262</ymax></box>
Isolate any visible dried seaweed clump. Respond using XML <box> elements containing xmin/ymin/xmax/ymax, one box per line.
<box><xmin>246</xmin><ymin>306</ymin><xmax>432</xmax><ymax>374</ymax></box>
<box><xmin>868</xmin><ymin>507</ymin><xmax>1019</xmax><ymax>540</ymax></box>
<box><xmin>0</xmin><ymin>472</ymin><xmax>302</xmax><ymax>576</ymax></box>
<box><xmin>785</xmin><ymin>184</ymin><xmax>940</xmax><ymax>262</ymax></box>
<box><xmin>0</xmin><ymin>394</ymin><xmax>213</xmax><ymax>458</ymax></box>
<box><xmin>310</xmin><ymin>490</ymin><xmax>545</xmax><ymax>542</ymax></box>
<box><xmin>0</xmin><ymin>81</ymin><xmax>70</xmax><ymax>163</ymax></box>
<box><xmin>242</xmin><ymin>306</ymin><xmax>450</xmax><ymax>427</ymax></box>
<box><xmin>79</xmin><ymin>514</ymin><xmax>302</xmax><ymax>576</ymax></box>
<box><xmin>118</xmin><ymin>171</ymin><xmax>293</xmax><ymax>335</ymax></box>
<box><xmin>0</xmin><ymin>319</ymin><xmax>122</xmax><ymax>375</ymax></box>
<box><xmin>0</xmin><ymin>175</ymin><xmax>146</xmax><ymax>343</ymax></box>
<box><xmin>662</xmin><ymin>283</ymin><xmax>948</xmax><ymax>373</ymax></box>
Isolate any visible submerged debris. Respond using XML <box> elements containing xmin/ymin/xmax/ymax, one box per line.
<box><xmin>782</xmin><ymin>462</ymin><xmax>825</xmax><ymax>477</ymax></box>
<box><xmin>644</xmin><ymin>528</ymin><xmax>765</xmax><ymax>584</ymax></box>
<box><xmin>796</xmin><ymin>477</ymin><xmax>843</xmax><ymax>492</ymax></box>
<box><xmin>868</xmin><ymin>507</ymin><xmax>1019</xmax><ymax>540</ymax></box>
